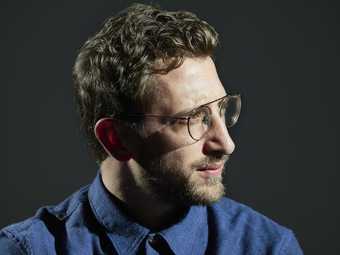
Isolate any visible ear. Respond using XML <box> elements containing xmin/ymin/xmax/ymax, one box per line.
<box><xmin>94</xmin><ymin>118</ymin><xmax>132</xmax><ymax>161</ymax></box>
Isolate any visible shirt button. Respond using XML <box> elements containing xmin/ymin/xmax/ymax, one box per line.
<box><xmin>147</xmin><ymin>233</ymin><xmax>157</xmax><ymax>245</ymax></box>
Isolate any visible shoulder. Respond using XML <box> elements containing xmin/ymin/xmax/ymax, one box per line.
<box><xmin>0</xmin><ymin>185</ymin><xmax>90</xmax><ymax>255</ymax></box>
<box><xmin>209</xmin><ymin>196</ymin><xmax>288</xmax><ymax>235</ymax></box>
<box><xmin>206</xmin><ymin>197</ymin><xmax>303</xmax><ymax>254</ymax></box>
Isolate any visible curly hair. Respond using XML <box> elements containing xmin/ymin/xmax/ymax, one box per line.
<box><xmin>73</xmin><ymin>3</ymin><xmax>219</xmax><ymax>163</ymax></box>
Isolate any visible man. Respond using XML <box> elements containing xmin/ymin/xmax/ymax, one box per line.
<box><xmin>0</xmin><ymin>3</ymin><xmax>303</xmax><ymax>254</ymax></box>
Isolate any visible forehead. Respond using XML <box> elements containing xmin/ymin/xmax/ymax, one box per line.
<box><xmin>148</xmin><ymin>57</ymin><xmax>226</xmax><ymax>114</ymax></box>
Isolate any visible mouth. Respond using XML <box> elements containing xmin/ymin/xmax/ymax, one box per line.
<box><xmin>196</xmin><ymin>163</ymin><xmax>224</xmax><ymax>177</ymax></box>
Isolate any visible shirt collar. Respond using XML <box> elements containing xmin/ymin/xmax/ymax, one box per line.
<box><xmin>88</xmin><ymin>171</ymin><xmax>149</xmax><ymax>254</ymax></box>
<box><xmin>88</xmin><ymin>171</ymin><xmax>208</xmax><ymax>255</ymax></box>
<box><xmin>160</xmin><ymin>205</ymin><xmax>208</xmax><ymax>255</ymax></box>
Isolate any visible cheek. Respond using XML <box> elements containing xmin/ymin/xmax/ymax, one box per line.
<box><xmin>138</xmin><ymin>131</ymin><xmax>193</xmax><ymax>163</ymax></box>
<box><xmin>136</xmin><ymin>122</ymin><xmax>206</xmax><ymax>170</ymax></box>
<box><xmin>162</xmin><ymin>142</ymin><xmax>205</xmax><ymax>173</ymax></box>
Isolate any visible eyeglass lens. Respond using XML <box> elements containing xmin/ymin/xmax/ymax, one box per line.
<box><xmin>188</xmin><ymin>95</ymin><xmax>241</xmax><ymax>141</ymax></box>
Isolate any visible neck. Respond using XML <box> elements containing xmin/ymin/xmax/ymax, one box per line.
<box><xmin>100</xmin><ymin>158</ymin><xmax>187</xmax><ymax>230</ymax></box>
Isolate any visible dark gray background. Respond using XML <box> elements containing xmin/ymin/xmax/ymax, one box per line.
<box><xmin>1</xmin><ymin>0</ymin><xmax>339</xmax><ymax>254</ymax></box>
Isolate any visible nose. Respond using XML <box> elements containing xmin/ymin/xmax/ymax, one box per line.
<box><xmin>202</xmin><ymin>115</ymin><xmax>235</xmax><ymax>156</ymax></box>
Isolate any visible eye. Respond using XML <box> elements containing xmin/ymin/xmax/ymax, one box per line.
<box><xmin>162</xmin><ymin>115</ymin><xmax>187</xmax><ymax>126</ymax></box>
<box><xmin>169</xmin><ymin>118</ymin><xmax>187</xmax><ymax>125</ymax></box>
<box><xmin>190</xmin><ymin>107</ymin><xmax>210</xmax><ymax>125</ymax></box>
<box><xmin>202</xmin><ymin>113</ymin><xmax>210</xmax><ymax>125</ymax></box>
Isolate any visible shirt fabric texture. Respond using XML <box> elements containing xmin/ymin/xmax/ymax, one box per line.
<box><xmin>0</xmin><ymin>171</ymin><xmax>303</xmax><ymax>254</ymax></box>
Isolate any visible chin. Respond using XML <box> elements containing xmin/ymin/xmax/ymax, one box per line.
<box><xmin>186</xmin><ymin>182</ymin><xmax>226</xmax><ymax>205</ymax></box>
<box><xmin>145</xmin><ymin>158</ymin><xmax>226</xmax><ymax>206</ymax></box>
<box><xmin>182</xmin><ymin>171</ymin><xmax>225</xmax><ymax>204</ymax></box>
<box><xmin>158</xmin><ymin>179</ymin><xmax>225</xmax><ymax>207</ymax></box>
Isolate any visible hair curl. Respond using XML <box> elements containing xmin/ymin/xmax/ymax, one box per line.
<box><xmin>73</xmin><ymin>3</ymin><xmax>219</xmax><ymax>162</ymax></box>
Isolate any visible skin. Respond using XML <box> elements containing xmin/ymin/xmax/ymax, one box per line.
<box><xmin>98</xmin><ymin>56</ymin><xmax>235</xmax><ymax>230</ymax></box>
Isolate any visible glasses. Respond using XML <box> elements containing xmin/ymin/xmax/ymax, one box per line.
<box><xmin>114</xmin><ymin>94</ymin><xmax>241</xmax><ymax>141</ymax></box>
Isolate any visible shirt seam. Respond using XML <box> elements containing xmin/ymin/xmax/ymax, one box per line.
<box><xmin>127</xmin><ymin>234</ymin><xmax>148</xmax><ymax>255</ymax></box>
<box><xmin>277</xmin><ymin>229</ymin><xmax>292</xmax><ymax>255</ymax></box>
<box><xmin>88</xmin><ymin>193</ymin><xmax>125</xmax><ymax>254</ymax></box>
<box><xmin>2</xmin><ymin>229</ymin><xmax>29</xmax><ymax>255</ymax></box>
<box><xmin>58</xmin><ymin>198</ymin><xmax>83</xmax><ymax>221</ymax></box>
<box><xmin>50</xmin><ymin>185</ymin><xmax>89</xmax><ymax>221</ymax></box>
<box><xmin>89</xmin><ymin>193</ymin><xmax>150</xmax><ymax>255</ymax></box>
<box><xmin>88</xmin><ymin>191</ymin><xmax>108</xmax><ymax>230</ymax></box>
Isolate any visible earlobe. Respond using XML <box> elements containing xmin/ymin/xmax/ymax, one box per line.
<box><xmin>94</xmin><ymin>118</ymin><xmax>132</xmax><ymax>161</ymax></box>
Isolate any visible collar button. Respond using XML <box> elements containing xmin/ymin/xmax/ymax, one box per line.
<box><xmin>147</xmin><ymin>233</ymin><xmax>159</xmax><ymax>245</ymax></box>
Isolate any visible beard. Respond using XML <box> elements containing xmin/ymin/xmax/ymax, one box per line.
<box><xmin>141</xmin><ymin>154</ymin><xmax>229</xmax><ymax>207</ymax></box>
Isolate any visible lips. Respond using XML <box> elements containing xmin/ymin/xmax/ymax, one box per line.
<box><xmin>196</xmin><ymin>163</ymin><xmax>224</xmax><ymax>177</ymax></box>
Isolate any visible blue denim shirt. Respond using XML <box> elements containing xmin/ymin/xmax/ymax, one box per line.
<box><xmin>0</xmin><ymin>172</ymin><xmax>303</xmax><ymax>254</ymax></box>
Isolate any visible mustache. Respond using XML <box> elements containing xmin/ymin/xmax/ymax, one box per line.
<box><xmin>191</xmin><ymin>154</ymin><xmax>231</xmax><ymax>169</ymax></box>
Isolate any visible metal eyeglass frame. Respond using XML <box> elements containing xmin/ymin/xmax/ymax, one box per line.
<box><xmin>113</xmin><ymin>94</ymin><xmax>241</xmax><ymax>141</ymax></box>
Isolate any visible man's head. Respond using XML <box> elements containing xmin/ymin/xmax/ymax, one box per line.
<box><xmin>73</xmin><ymin>4</ymin><xmax>240</xmax><ymax>206</ymax></box>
